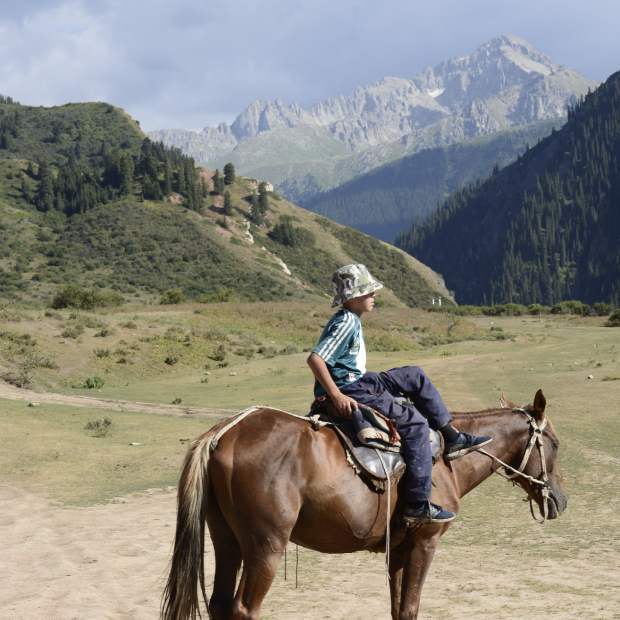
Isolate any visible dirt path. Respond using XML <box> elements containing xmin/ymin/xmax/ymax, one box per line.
<box><xmin>2</xmin><ymin>483</ymin><xmax>620</xmax><ymax>620</ymax></box>
<box><xmin>0</xmin><ymin>381</ymin><xmax>235</xmax><ymax>420</ymax></box>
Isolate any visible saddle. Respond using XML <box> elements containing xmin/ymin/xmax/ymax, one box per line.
<box><xmin>308</xmin><ymin>398</ymin><xmax>444</xmax><ymax>492</ymax></box>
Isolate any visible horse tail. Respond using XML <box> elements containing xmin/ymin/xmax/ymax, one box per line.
<box><xmin>161</xmin><ymin>430</ymin><xmax>216</xmax><ymax>620</ymax></box>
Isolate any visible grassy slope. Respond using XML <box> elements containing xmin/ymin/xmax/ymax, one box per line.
<box><xmin>0</xmin><ymin>101</ymin><xmax>144</xmax><ymax>168</ymax></box>
<box><xmin>0</xmin><ymin>157</ymin><xmax>451</xmax><ymax>306</ymax></box>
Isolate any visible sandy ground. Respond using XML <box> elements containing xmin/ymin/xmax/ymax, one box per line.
<box><xmin>0</xmin><ymin>381</ymin><xmax>234</xmax><ymax>419</ymax></box>
<box><xmin>2</xmin><ymin>482</ymin><xmax>620</xmax><ymax>620</ymax></box>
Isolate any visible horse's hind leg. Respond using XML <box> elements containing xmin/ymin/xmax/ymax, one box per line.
<box><xmin>229</xmin><ymin>526</ymin><xmax>291</xmax><ymax>620</ymax></box>
<box><xmin>206</xmin><ymin>487</ymin><xmax>242</xmax><ymax>620</ymax></box>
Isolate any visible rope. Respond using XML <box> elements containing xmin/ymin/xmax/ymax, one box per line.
<box><xmin>479</xmin><ymin>407</ymin><xmax>550</xmax><ymax>524</ymax></box>
<box><xmin>375</xmin><ymin>449</ymin><xmax>391</xmax><ymax>584</ymax></box>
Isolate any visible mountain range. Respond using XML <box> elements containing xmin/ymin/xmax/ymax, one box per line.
<box><xmin>150</xmin><ymin>35</ymin><xmax>596</xmax><ymax>203</ymax></box>
<box><xmin>394</xmin><ymin>69</ymin><xmax>620</xmax><ymax>307</ymax></box>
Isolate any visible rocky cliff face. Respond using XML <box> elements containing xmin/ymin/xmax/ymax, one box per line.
<box><xmin>149</xmin><ymin>34</ymin><xmax>595</xmax><ymax>195</ymax></box>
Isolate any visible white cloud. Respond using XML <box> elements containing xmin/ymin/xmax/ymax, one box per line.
<box><xmin>0</xmin><ymin>0</ymin><xmax>617</xmax><ymax>132</ymax></box>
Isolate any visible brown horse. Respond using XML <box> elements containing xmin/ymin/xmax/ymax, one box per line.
<box><xmin>161</xmin><ymin>390</ymin><xmax>568</xmax><ymax>620</ymax></box>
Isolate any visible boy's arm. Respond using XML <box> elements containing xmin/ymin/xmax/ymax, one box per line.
<box><xmin>307</xmin><ymin>352</ymin><xmax>358</xmax><ymax>418</ymax></box>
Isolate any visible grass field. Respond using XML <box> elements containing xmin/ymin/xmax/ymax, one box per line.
<box><xmin>2</xmin><ymin>306</ymin><xmax>620</xmax><ymax>618</ymax></box>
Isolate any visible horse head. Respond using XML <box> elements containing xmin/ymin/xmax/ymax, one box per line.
<box><xmin>503</xmin><ymin>389</ymin><xmax>569</xmax><ymax>520</ymax></box>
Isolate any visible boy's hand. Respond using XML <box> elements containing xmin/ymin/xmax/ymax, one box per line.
<box><xmin>332</xmin><ymin>392</ymin><xmax>359</xmax><ymax>419</ymax></box>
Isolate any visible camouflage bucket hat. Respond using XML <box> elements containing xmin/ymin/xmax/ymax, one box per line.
<box><xmin>331</xmin><ymin>264</ymin><xmax>383</xmax><ymax>308</ymax></box>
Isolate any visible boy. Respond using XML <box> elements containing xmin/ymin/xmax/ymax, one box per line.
<box><xmin>307</xmin><ymin>264</ymin><xmax>492</xmax><ymax>525</ymax></box>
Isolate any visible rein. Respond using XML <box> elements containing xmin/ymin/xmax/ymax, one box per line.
<box><xmin>478</xmin><ymin>408</ymin><xmax>550</xmax><ymax>524</ymax></box>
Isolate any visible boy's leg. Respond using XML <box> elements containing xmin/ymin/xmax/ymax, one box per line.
<box><xmin>341</xmin><ymin>381</ymin><xmax>433</xmax><ymax>504</ymax></box>
<box><xmin>378</xmin><ymin>366</ymin><xmax>452</xmax><ymax>430</ymax></box>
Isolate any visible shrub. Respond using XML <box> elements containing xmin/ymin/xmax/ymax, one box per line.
<box><xmin>257</xmin><ymin>346</ymin><xmax>277</xmax><ymax>358</ymax></box>
<box><xmin>279</xmin><ymin>344</ymin><xmax>299</xmax><ymax>355</ymax></box>
<box><xmin>30</xmin><ymin>354</ymin><xmax>59</xmax><ymax>369</ymax></box>
<box><xmin>606</xmin><ymin>310</ymin><xmax>620</xmax><ymax>326</ymax></box>
<box><xmin>160</xmin><ymin>289</ymin><xmax>187</xmax><ymax>305</ymax></box>
<box><xmin>50</xmin><ymin>286</ymin><xmax>124</xmax><ymax>310</ymax></box>
<box><xmin>527</xmin><ymin>303</ymin><xmax>551</xmax><ymax>315</ymax></box>
<box><xmin>172</xmin><ymin>397</ymin><xmax>182</xmax><ymax>404</ymax></box>
<box><xmin>44</xmin><ymin>309</ymin><xmax>62</xmax><ymax>319</ymax></box>
<box><xmin>210</xmin><ymin>344</ymin><xmax>227</xmax><ymax>361</ymax></box>
<box><xmin>482</xmin><ymin>303</ymin><xmax>526</xmax><ymax>316</ymax></box>
<box><xmin>62</xmin><ymin>323</ymin><xmax>85</xmax><ymax>339</ymax></box>
<box><xmin>234</xmin><ymin>346</ymin><xmax>255</xmax><ymax>358</ymax></box>
<box><xmin>85</xmin><ymin>375</ymin><xmax>105</xmax><ymax>389</ymax></box>
<box><xmin>95</xmin><ymin>325</ymin><xmax>116</xmax><ymax>337</ymax></box>
<box><xmin>602</xmin><ymin>376</ymin><xmax>620</xmax><ymax>381</ymax></box>
<box><xmin>165</xmin><ymin>355</ymin><xmax>179</xmax><ymax>365</ymax></box>
<box><xmin>593</xmin><ymin>302</ymin><xmax>613</xmax><ymax>316</ymax></box>
<box><xmin>550</xmin><ymin>300</ymin><xmax>591</xmax><ymax>316</ymax></box>
<box><xmin>84</xmin><ymin>416</ymin><xmax>113</xmax><ymax>437</ymax></box>
<box><xmin>93</xmin><ymin>348</ymin><xmax>110</xmax><ymax>358</ymax></box>
<box><xmin>200</xmin><ymin>377</ymin><xmax>210</xmax><ymax>384</ymax></box>
<box><xmin>119</xmin><ymin>320</ymin><xmax>137</xmax><ymax>329</ymax></box>
<box><xmin>268</xmin><ymin>219</ymin><xmax>315</xmax><ymax>248</ymax></box>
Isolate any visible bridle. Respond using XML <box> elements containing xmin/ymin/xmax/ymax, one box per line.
<box><xmin>478</xmin><ymin>407</ymin><xmax>551</xmax><ymax>524</ymax></box>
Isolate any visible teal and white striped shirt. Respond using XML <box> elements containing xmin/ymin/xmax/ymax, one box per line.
<box><xmin>312</xmin><ymin>308</ymin><xmax>366</xmax><ymax>398</ymax></box>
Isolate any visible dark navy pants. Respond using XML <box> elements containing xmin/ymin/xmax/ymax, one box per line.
<box><xmin>340</xmin><ymin>367</ymin><xmax>452</xmax><ymax>503</ymax></box>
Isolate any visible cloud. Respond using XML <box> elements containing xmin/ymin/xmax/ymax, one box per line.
<box><xmin>0</xmin><ymin>0</ymin><xmax>618</xmax><ymax>132</ymax></box>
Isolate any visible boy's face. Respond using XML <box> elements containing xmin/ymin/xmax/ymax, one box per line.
<box><xmin>343</xmin><ymin>292</ymin><xmax>375</xmax><ymax>316</ymax></box>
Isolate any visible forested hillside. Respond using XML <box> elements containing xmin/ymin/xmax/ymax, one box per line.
<box><xmin>395</xmin><ymin>72</ymin><xmax>620</xmax><ymax>306</ymax></box>
<box><xmin>300</xmin><ymin>119</ymin><xmax>561</xmax><ymax>241</ymax></box>
<box><xmin>0</xmin><ymin>98</ymin><xmax>450</xmax><ymax>308</ymax></box>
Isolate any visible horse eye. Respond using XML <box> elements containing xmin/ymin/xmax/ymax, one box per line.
<box><xmin>552</xmin><ymin>442</ymin><xmax>559</xmax><ymax>450</ymax></box>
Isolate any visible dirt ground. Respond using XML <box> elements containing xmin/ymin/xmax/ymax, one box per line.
<box><xmin>2</xmin><ymin>481</ymin><xmax>620</xmax><ymax>620</ymax></box>
<box><xmin>0</xmin><ymin>381</ymin><xmax>234</xmax><ymax>420</ymax></box>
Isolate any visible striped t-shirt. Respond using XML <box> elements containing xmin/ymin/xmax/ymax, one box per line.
<box><xmin>312</xmin><ymin>308</ymin><xmax>366</xmax><ymax>398</ymax></box>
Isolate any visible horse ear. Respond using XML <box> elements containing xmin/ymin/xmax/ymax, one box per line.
<box><xmin>501</xmin><ymin>394</ymin><xmax>518</xmax><ymax>408</ymax></box>
<box><xmin>533</xmin><ymin>389</ymin><xmax>546</xmax><ymax>420</ymax></box>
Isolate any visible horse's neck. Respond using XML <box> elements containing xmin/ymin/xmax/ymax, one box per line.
<box><xmin>451</xmin><ymin>411</ymin><xmax>529</xmax><ymax>498</ymax></box>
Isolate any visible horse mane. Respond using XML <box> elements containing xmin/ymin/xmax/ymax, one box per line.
<box><xmin>451</xmin><ymin>406</ymin><xmax>533</xmax><ymax>421</ymax></box>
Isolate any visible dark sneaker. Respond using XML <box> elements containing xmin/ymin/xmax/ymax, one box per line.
<box><xmin>403</xmin><ymin>501</ymin><xmax>456</xmax><ymax>525</ymax></box>
<box><xmin>444</xmin><ymin>431</ymin><xmax>493</xmax><ymax>461</ymax></box>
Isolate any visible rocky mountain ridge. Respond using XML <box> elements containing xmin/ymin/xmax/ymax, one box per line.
<box><xmin>150</xmin><ymin>35</ymin><xmax>596</xmax><ymax>202</ymax></box>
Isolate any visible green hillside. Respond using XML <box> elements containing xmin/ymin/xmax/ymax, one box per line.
<box><xmin>395</xmin><ymin>72</ymin><xmax>620</xmax><ymax>307</ymax></box>
<box><xmin>0</xmin><ymin>99</ymin><xmax>452</xmax><ymax>309</ymax></box>
<box><xmin>299</xmin><ymin>119</ymin><xmax>564</xmax><ymax>241</ymax></box>
<box><xmin>0</xmin><ymin>99</ymin><xmax>144</xmax><ymax>168</ymax></box>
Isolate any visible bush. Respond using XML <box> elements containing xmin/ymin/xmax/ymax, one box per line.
<box><xmin>62</xmin><ymin>323</ymin><xmax>85</xmax><ymax>339</ymax></box>
<box><xmin>85</xmin><ymin>375</ymin><xmax>105</xmax><ymax>389</ymax></box>
<box><xmin>95</xmin><ymin>325</ymin><xmax>115</xmax><ymax>337</ymax></box>
<box><xmin>550</xmin><ymin>300</ymin><xmax>591</xmax><ymax>316</ymax></box>
<box><xmin>94</xmin><ymin>348</ymin><xmax>110</xmax><ymax>358</ymax></box>
<box><xmin>172</xmin><ymin>397</ymin><xmax>182</xmax><ymax>404</ymax></box>
<box><xmin>210</xmin><ymin>344</ymin><xmax>227</xmax><ymax>362</ymax></box>
<box><xmin>234</xmin><ymin>346</ymin><xmax>255</xmax><ymax>358</ymax></box>
<box><xmin>257</xmin><ymin>346</ymin><xmax>277</xmax><ymax>358</ymax></box>
<box><xmin>50</xmin><ymin>286</ymin><xmax>124</xmax><ymax>310</ymax></box>
<box><xmin>527</xmin><ymin>303</ymin><xmax>551</xmax><ymax>315</ymax></box>
<box><xmin>606</xmin><ymin>309</ymin><xmax>620</xmax><ymax>326</ymax></box>
<box><xmin>119</xmin><ymin>320</ymin><xmax>137</xmax><ymax>329</ymax></box>
<box><xmin>84</xmin><ymin>416</ymin><xmax>113</xmax><ymax>437</ymax></box>
<box><xmin>482</xmin><ymin>303</ymin><xmax>526</xmax><ymax>317</ymax></box>
<box><xmin>160</xmin><ymin>288</ymin><xmax>187</xmax><ymax>305</ymax></box>
<box><xmin>593</xmin><ymin>302</ymin><xmax>613</xmax><ymax>316</ymax></box>
<box><xmin>279</xmin><ymin>344</ymin><xmax>300</xmax><ymax>355</ymax></box>
<box><xmin>165</xmin><ymin>355</ymin><xmax>179</xmax><ymax>365</ymax></box>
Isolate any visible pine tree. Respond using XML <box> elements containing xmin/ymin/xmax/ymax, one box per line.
<box><xmin>177</xmin><ymin>166</ymin><xmax>186</xmax><ymax>193</ymax></box>
<box><xmin>119</xmin><ymin>154</ymin><xmax>134</xmax><ymax>196</ymax></box>
<box><xmin>213</xmin><ymin>169</ymin><xmax>224</xmax><ymax>194</ymax></box>
<box><xmin>223</xmin><ymin>190</ymin><xmax>233</xmax><ymax>216</ymax></box>
<box><xmin>201</xmin><ymin>176</ymin><xmax>208</xmax><ymax>198</ymax></box>
<box><xmin>26</xmin><ymin>160</ymin><xmax>34</xmax><ymax>176</ymax></box>
<box><xmin>224</xmin><ymin>162</ymin><xmax>236</xmax><ymax>184</ymax></box>
<box><xmin>163</xmin><ymin>158</ymin><xmax>172</xmax><ymax>196</ymax></box>
<box><xmin>21</xmin><ymin>175</ymin><xmax>32</xmax><ymax>203</ymax></box>
<box><xmin>258</xmin><ymin>181</ymin><xmax>269</xmax><ymax>215</ymax></box>
<box><xmin>36</xmin><ymin>158</ymin><xmax>54</xmax><ymax>211</ymax></box>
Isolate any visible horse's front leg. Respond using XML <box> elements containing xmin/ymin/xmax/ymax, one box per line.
<box><xmin>398</xmin><ymin>526</ymin><xmax>441</xmax><ymax>620</ymax></box>
<box><xmin>389</xmin><ymin>542</ymin><xmax>406</xmax><ymax>619</ymax></box>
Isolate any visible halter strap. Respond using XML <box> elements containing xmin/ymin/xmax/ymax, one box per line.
<box><xmin>478</xmin><ymin>407</ymin><xmax>551</xmax><ymax>524</ymax></box>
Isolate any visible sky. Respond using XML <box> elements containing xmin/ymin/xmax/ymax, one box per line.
<box><xmin>0</xmin><ymin>0</ymin><xmax>618</xmax><ymax>133</ymax></box>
